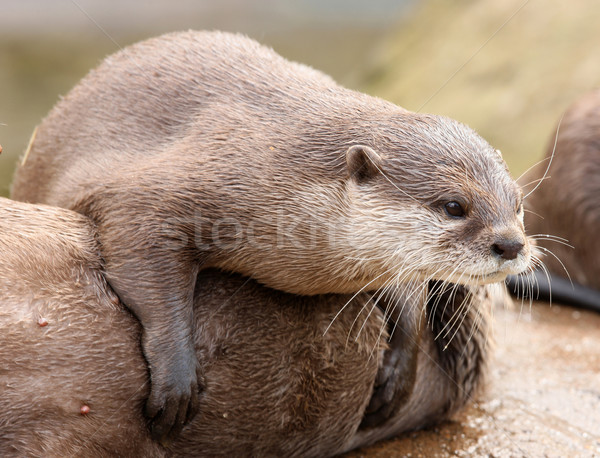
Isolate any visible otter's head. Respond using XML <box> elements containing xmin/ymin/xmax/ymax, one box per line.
<box><xmin>343</xmin><ymin>113</ymin><xmax>531</xmax><ymax>288</ymax></box>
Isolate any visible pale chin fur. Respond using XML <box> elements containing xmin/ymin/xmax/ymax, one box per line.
<box><xmin>433</xmin><ymin>254</ymin><xmax>532</xmax><ymax>287</ymax></box>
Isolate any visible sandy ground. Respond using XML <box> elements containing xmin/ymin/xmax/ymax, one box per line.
<box><xmin>348</xmin><ymin>302</ymin><xmax>600</xmax><ymax>457</ymax></box>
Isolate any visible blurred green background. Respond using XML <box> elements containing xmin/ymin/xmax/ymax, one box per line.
<box><xmin>1</xmin><ymin>0</ymin><xmax>599</xmax><ymax>197</ymax></box>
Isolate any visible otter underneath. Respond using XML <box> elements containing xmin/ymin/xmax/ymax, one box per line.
<box><xmin>0</xmin><ymin>197</ymin><xmax>490</xmax><ymax>456</ymax></box>
<box><xmin>11</xmin><ymin>31</ymin><xmax>527</xmax><ymax>439</ymax></box>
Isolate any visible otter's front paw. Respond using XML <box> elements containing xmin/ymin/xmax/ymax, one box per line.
<box><xmin>360</xmin><ymin>324</ymin><xmax>418</xmax><ymax>429</ymax></box>
<box><xmin>144</xmin><ymin>352</ymin><xmax>201</xmax><ymax>445</ymax></box>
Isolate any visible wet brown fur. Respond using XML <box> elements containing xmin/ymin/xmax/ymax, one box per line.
<box><xmin>0</xmin><ymin>198</ymin><xmax>380</xmax><ymax>456</ymax></box>
<box><xmin>524</xmin><ymin>89</ymin><xmax>600</xmax><ymax>289</ymax></box>
<box><xmin>11</xmin><ymin>31</ymin><xmax>514</xmax><ymax>437</ymax></box>
<box><xmin>0</xmin><ymin>197</ymin><xmax>490</xmax><ymax>456</ymax></box>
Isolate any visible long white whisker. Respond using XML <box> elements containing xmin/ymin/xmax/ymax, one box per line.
<box><xmin>529</xmin><ymin>234</ymin><xmax>574</xmax><ymax>249</ymax></box>
<box><xmin>523</xmin><ymin>208</ymin><xmax>544</xmax><ymax>219</ymax></box>
<box><xmin>324</xmin><ymin>268</ymin><xmax>395</xmax><ymax>336</ymax></box>
<box><xmin>520</xmin><ymin>174</ymin><xmax>551</xmax><ymax>190</ymax></box>
<box><xmin>535</xmin><ymin>245</ymin><xmax>573</xmax><ymax>285</ymax></box>
<box><xmin>524</xmin><ymin>113</ymin><xmax>564</xmax><ymax>199</ymax></box>
<box><xmin>516</xmin><ymin>155</ymin><xmax>551</xmax><ymax>183</ymax></box>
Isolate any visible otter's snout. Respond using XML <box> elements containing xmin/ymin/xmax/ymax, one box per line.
<box><xmin>491</xmin><ymin>239</ymin><xmax>524</xmax><ymax>260</ymax></box>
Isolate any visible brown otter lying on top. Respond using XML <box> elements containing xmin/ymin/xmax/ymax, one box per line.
<box><xmin>11</xmin><ymin>31</ymin><xmax>527</xmax><ymax>439</ymax></box>
<box><xmin>0</xmin><ymin>197</ymin><xmax>490</xmax><ymax>456</ymax></box>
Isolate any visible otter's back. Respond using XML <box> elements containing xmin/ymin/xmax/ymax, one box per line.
<box><xmin>11</xmin><ymin>31</ymin><xmax>339</xmax><ymax>205</ymax></box>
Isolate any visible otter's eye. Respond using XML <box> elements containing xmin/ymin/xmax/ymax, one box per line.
<box><xmin>445</xmin><ymin>201</ymin><xmax>465</xmax><ymax>218</ymax></box>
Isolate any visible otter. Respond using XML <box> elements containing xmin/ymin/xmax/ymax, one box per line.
<box><xmin>0</xmin><ymin>197</ymin><xmax>490</xmax><ymax>456</ymax></box>
<box><xmin>508</xmin><ymin>89</ymin><xmax>600</xmax><ymax>311</ymax></box>
<box><xmin>11</xmin><ymin>31</ymin><xmax>528</xmax><ymax>439</ymax></box>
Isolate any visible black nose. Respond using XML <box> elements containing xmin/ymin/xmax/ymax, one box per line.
<box><xmin>492</xmin><ymin>240</ymin><xmax>524</xmax><ymax>260</ymax></box>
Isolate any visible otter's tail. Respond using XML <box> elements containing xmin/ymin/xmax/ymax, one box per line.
<box><xmin>506</xmin><ymin>271</ymin><xmax>600</xmax><ymax>313</ymax></box>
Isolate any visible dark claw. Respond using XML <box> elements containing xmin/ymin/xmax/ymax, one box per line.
<box><xmin>360</xmin><ymin>304</ymin><xmax>419</xmax><ymax>429</ymax></box>
<box><xmin>149</xmin><ymin>388</ymin><xmax>197</xmax><ymax>446</ymax></box>
<box><xmin>146</xmin><ymin>374</ymin><xmax>200</xmax><ymax>445</ymax></box>
<box><xmin>143</xmin><ymin>341</ymin><xmax>201</xmax><ymax>445</ymax></box>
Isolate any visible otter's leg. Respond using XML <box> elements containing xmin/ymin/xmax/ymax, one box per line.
<box><xmin>360</xmin><ymin>290</ymin><xmax>421</xmax><ymax>429</ymax></box>
<box><xmin>105</xmin><ymin>255</ymin><xmax>201</xmax><ymax>444</ymax></box>
<box><xmin>81</xmin><ymin>195</ymin><xmax>202</xmax><ymax>444</ymax></box>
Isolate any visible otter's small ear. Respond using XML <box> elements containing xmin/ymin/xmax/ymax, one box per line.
<box><xmin>346</xmin><ymin>145</ymin><xmax>382</xmax><ymax>182</ymax></box>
